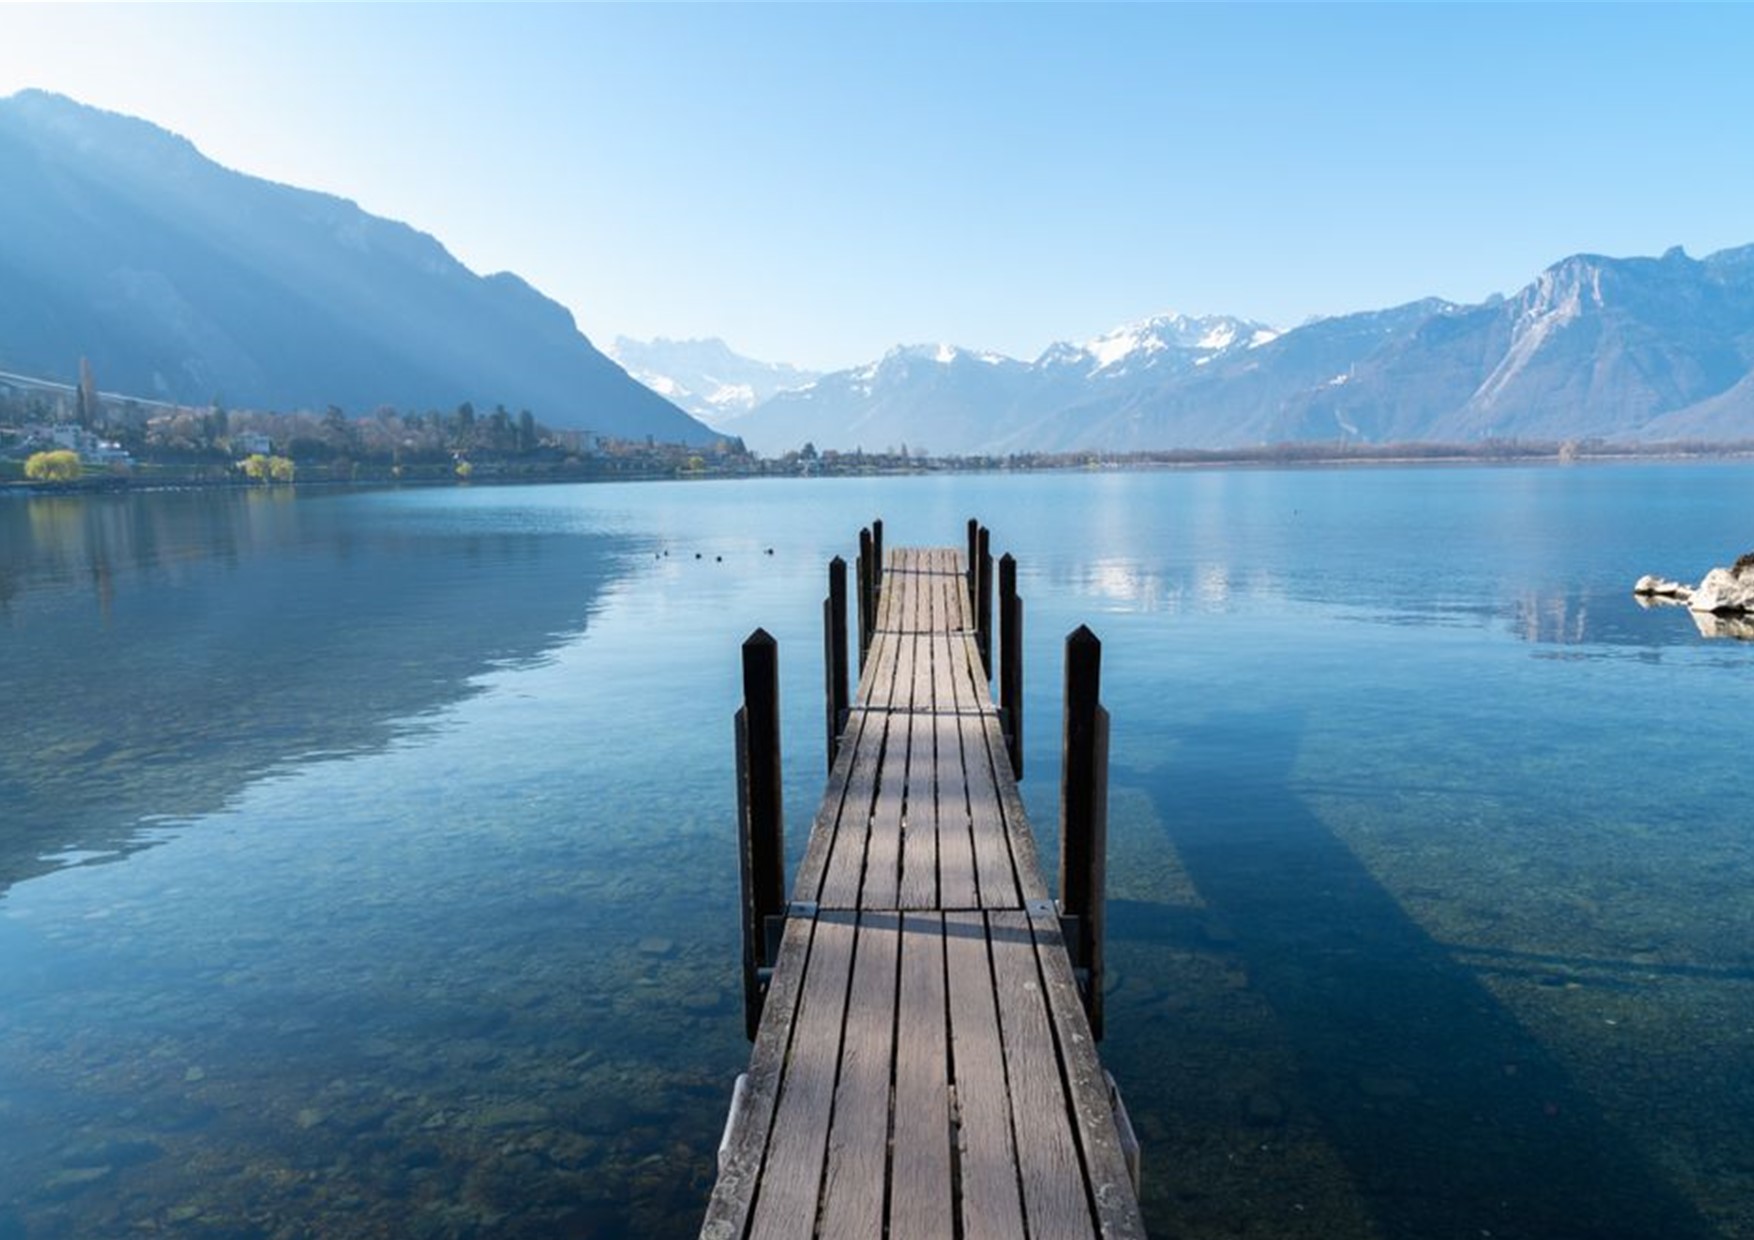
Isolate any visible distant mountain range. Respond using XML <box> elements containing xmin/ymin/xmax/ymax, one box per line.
<box><xmin>10</xmin><ymin>91</ymin><xmax>1752</xmax><ymax>458</ymax></box>
<box><xmin>0</xmin><ymin>90</ymin><xmax>716</xmax><ymax>444</ymax></box>
<box><xmin>719</xmin><ymin>249</ymin><xmax>1754</xmax><ymax>455</ymax></box>
<box><xmin>605</xmin><ymin>336</ymin><xmax>818</xmax><ymax>423</ymax></box>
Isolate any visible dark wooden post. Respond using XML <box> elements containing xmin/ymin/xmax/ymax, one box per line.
<box><xmin>823</xmin><ymin>556</ymin><xmax>849</xmax><ymax>770</ymax></box>
<box><xmin>999</xmin><ymin>553</ymin><xmax>1023</xmax><ymax>778</ymax></box>
<box><xmin>871</xmin><ymin>518</ymin><xmax>884</xmax><ymax>597</ymax></box>
<box><xmin>856</xmin><ymin>526</ymin><xmax>874</xmax><ymax>670</ymax></box>
<box><xmin>737</xmin><ymin>629</ymin><xmax>786</xmax><ymax>1040</ymax></box>
<box><xmin>966</xmin><ymin>518</ymin><xmax>980</xmax><ymax>614</ymax></box>
<box><xmin>1059</xmin><ymin>625</ymin><xmax>1109</xmax><ymax>1040</ymax></box>
<box><xmin>976</xmin><ymin>526</ymin><xmax>993</xmax><ymax>679</ymax></box>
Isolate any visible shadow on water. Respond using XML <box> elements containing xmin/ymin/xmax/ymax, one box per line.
<box><xmin>1123</xmin><ymin>705</ymin><xmax>1716</xmax><ymax>1240</ymax></box>
<box><xmin>0</xmin><ymin>488</ymin><xmax>635</xmax><ymax>895</ymax></box>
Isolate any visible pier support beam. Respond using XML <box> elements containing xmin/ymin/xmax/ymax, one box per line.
<box><xmin>871</xmin><ymin>518</ymin><xmax>884</xmax><ymax>597</ymax></box>
<box><xmin>736</xmin><ymin>629</ymin><xmax>786</xmax><ymax>1041</ymax></box>
<box><xmin>1059</xmin><ymin>625</ymin><xmax>1109</xmax><ymax>1040</ymax></box>
<box><xmin>966</xmin><ymin>518</ymin><xmax>980</xmax><ymax>615</ymax></box>
<box><xmin>823</xmin><ymin>557</ymin><xmax>850</xmax><ymax>770</ymax></box>
<box><xmin>856</xmin><ymin>527</ymin><xmax>875</xmax><ymax>671</ymax></box>
<box><xmin>999</xmin><ymin>553</ymin><xmax>1023</xmax><ymax>778</ymax></box>
<box><xmin>977</xmin><ymin>526</ymin><xmax>993</xmax><ymax>679</ymax></box>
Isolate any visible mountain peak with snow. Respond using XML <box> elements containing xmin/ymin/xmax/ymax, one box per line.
<box><xmin>1038</xmin><ymin>312</ymin><xmax>1280</xmax><ymax>378</ymax></box>
<box><xmin>606</xmin><ymin>336</ymin><xmax>819</xmax><ymax>425</ymax></box>
<box><xmin>885</xmin><ymin>342</ymin><xmax>1016</xmax><ymax>368</ymax></box>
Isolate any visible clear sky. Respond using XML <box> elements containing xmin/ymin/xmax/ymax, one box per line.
<box><xmin>3</xmin><ymin>3</ymin><xmax>1753</xmax><ymax>371</ymax></box>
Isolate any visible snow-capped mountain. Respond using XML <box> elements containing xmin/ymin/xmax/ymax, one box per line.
<box><xmin>606</xmin><ymin>336</ymin><xmax>819</xmax><ymax>426</ymax></box>
<box><xmin>737</xmin><ymin>313</ymin><xmax>1277</xmax><ymax>455</ymax></box>
<box><xmin>1036</xmin><ymin>313</ymin><xmax>1279</xmax><ymax>380</ymax></box>
<box><xmin>737</xmin><ymin>246</ymin><xmax>1754</xmax><ymax>455</ymax></box>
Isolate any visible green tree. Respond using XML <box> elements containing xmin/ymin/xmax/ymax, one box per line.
<box><xmin>25</xmin><ymin>449</ymin><xmax>81</xmax><ymax>482</ymax></box>
<box><xmin>488</xmin><ymin>404</ymin><xmax>512</xmax><ymax>451</ymax></box>
<box><xmin>269</xmin><ymin>456</ymin><xmax>296</xmax><ymax>483</ymax></box>
<box><xmin>516</xmin><ymin>408</ymin><xmax>537</xmax><ymax>453</ymax></box>
<box><xmin>76</xmin><ymin>358</ymin><xmax>100</xmax><ymax>428</ymax></box>
<box><xmin>321</xmin><ymin>405</ymin><xmax>355</xmax><ymax>451</ymax></box>
<box><xmin>205</xmin><ymin>398</ymin><xmax>229</xmax><ymax>449</ymax></box>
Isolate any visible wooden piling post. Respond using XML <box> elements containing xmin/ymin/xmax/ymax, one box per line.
<box><xmin>976</xmin><ymin>526</ymin><xmax>993</xmax><ymax>679</ymax></box>
<box><xmin>824</xmin><ymin>556</ymin><xmax>849</xmax><ymax>770</ymax></box>
<box><xmin>871</xmin><ymin>518</ymin><xmax>884</xmax><ymax>597</ymax></box>
<box><xmin>737</xmin><ymin>629</ymin><xmax>786</xmax><ymax>1040</ymax></box>
<box><xmin>999</xmin><ymin>553</ymin><xmax>1023</xmax><ymax>778</ymax></box>
<box><xmin>857</xmin><ymin>527</ymin><xmax>874</xmax><ymax>670</ymax></box>
<box><xmin>1059</xmin><ymin>625</ymin><xmax>1109</xmax><ymax>1040</ymax></box>
<box><xmin>966</xmin><ymin>518</ymin><xmax>980</xmax><ymax>613</ymax></box>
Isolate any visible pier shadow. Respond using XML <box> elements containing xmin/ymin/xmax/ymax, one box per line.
<box><xmin>1123</xmin><ymin>705</ymin><xmax>1716</xmax><ymax>1240</ymax></box>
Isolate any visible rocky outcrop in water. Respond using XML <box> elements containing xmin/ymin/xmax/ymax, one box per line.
<box><xmin>1687</xmin><ymin>556</ymin><xmax>1754</xmax><ymax>614</ymax></box>
<box><xmin>1632</xmin><ymin>575</ymin><xmax>1693</xmax><ymax>602</ymax></box>
<box><xmin>1635</xmin><ymin>554</ymin><xmax>1754</xmax><ymax>639</ymax></box>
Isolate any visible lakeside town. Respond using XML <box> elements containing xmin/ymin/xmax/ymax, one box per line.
<box><xmin>8</xmin><ymin>361</ymin><xmax>1754</xmax><ymax>494</ymax></box>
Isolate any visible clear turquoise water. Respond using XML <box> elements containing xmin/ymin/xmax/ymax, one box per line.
<box><xmin>1</xmin><ymin>466</ymin><xmax>1751</xmax><ymax>1238</ymax></box>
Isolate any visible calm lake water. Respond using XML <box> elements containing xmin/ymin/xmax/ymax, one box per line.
<box><xmin>2</xmin><ymin>465</ymin><xmax>1751</xmax><ymax>1239</ymax></box>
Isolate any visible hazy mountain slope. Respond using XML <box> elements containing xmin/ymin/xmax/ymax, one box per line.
<box><xmin>0</xmin><ymin>90</ymin><xmax>713</xmax><ymax>442</ymax></box>
<box><xmin>740</xmin><ymin>345</ymin><xmax>1039</xmax><ymax>455</ymax></box>
<box><xmin>1304</xmin><ymin>248</ymin><xmax>1754</xmax><ymax>443</ymax></box>
<box><xmin>606</xmin><ymin>336</ymin><xmax>818</xmax><ymax>423</ymax></box>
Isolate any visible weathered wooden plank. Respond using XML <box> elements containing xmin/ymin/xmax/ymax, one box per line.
<box><xmin>977</xmin><ymin>708</ymin><xmax>1051</xmax><ymax>905</ymax></box>
<box><xmin>858</xmin><ymin>632</ymin><xmax>911</xmax><ymax>909</ymax></box>
<box><xmin>944</xmin><ymin>911</ymin><xmax>1027</xmax><ymax>1240</ymax></box>
<box><xmin>934</xmin><ymin>709</ymin><xmax>980</xmax><ymax>908</ymax></box>
<box><xmin>899</xmin><ymin>584</ymin><xmax>940</xmax><ymax>908</ymax></box>
<box><xmin>746</xmin><ymin>911</ymin><xmax>859</xmax><ymax>1240</ymax></box>
<box><xmin>989</xmin><ymin>909</ymin><xmax>1097</xmax><ymax>1240</ymax></box>
<box><xmin>959</xmin><ymin>632</ymin><xmax>1000</xmax><ymax>712</ymax></box>
<box><xmin>819</xmin><ymin>574</ymin><xmax>916</xmax><ymax>905</ymax></box>
<box><xmin>965</xmin><ymin>706</ymin><xmax>1023</xmax><ymax>910</ymax></box>
<box><xmin>795</xmin><ymin>677</ymin><xmax>879</xmax><ymax>906</ymax></box>
<box><xmin>891</xmin><ymin>912</ymin><xmax>953</xmax><ymax>1238</ymax></box>
<box><xmin>701</xmin><ymin>914</ymin><xmax>819</xmax><ymax>1240</ymax></box>
<box><xmin>818</xmin><ymin>912</ymin><xmax>902</xmax><ymax>1238</ymax></box>
<box><xmin>852</xmin><ymin>626</ymin><xmax>894</xmax><ymax>707</ymax></box>
<box><xmin>815</xmin><ymin>716</ymin><xmax>885</xmax><ymax>907</ymax></box>
<box><xmin>1025</xmin><ymin>903</ymin><xmax>1147</xmax><ymax>1239</ymax></box>
<box><xmin>873</xmin><ymin>546</ymin><xmax>901</xmax><ymax>635</ymax></box>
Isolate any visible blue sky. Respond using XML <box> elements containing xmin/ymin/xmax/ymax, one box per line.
<box><xmin>4</xmin><ymin>3</ymin><xmax>1753</xmax><ymax>371</ymax></box>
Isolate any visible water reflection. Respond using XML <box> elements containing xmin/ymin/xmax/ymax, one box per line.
<box><xmin>0</xmin><ymin>489</ymin><xmax>635</xmax><ymax>894</ymax></box>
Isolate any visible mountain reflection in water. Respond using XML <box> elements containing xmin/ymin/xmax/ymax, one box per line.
<box><xmin>0</xmin><ymin>488</ymin><xmax>633</xmax><ymax>894</ymax></box>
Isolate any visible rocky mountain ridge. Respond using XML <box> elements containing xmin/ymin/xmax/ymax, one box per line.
<box><xmin>731</xmin><ymin>250</ymin><xmax>1754</xmax><ymax>455</ymax></box>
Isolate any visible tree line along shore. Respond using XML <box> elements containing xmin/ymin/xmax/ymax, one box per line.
<box><xmin>4</xmin><ymin>365</ymin><xmax>1752</xmax><ymax>491</ymax></box>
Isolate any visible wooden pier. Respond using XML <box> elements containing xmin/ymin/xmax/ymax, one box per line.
<box><xmin>705</xmin><ymin>532</ymin><xmax>1145</xmax><ymax>1239</ymax></box>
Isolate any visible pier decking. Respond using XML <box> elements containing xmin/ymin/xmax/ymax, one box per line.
<box><xmin>704</xmin><ymin>546</ymin><xmax>1145</xmax><ymax>1239</ymax></box>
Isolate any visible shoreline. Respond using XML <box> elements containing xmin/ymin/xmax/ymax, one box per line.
<box><xmin>5</xmin><ymin>439</ymin><xmax>1754</xmax><ymax>496</ymax></box>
